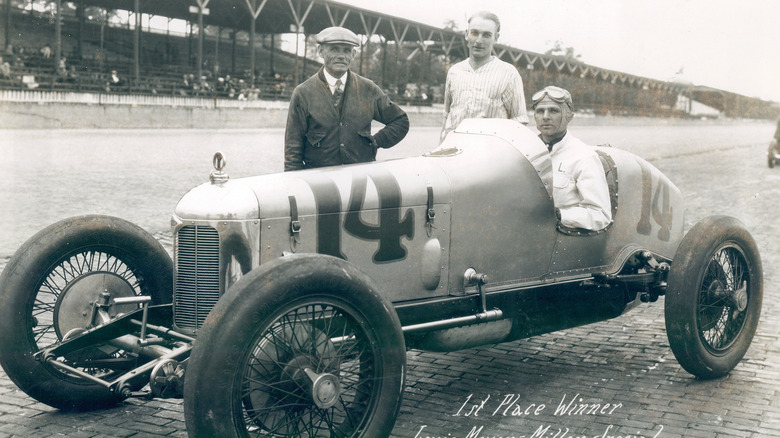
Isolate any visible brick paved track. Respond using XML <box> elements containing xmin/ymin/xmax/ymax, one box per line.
<box><xmin>0</xmin><ymin>130</ymin><xmax>778</xmax><ymax>438</ymax></box>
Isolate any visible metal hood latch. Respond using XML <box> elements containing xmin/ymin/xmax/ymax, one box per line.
<box><xmin>426</xmin><ymin>185</ymin><xmax>436</xmax><ymax>236</ymax></box>
<box><xmin>288</xmin><ymin>195</ymin><xmax>301</xmax><ymax>252</ymax></box>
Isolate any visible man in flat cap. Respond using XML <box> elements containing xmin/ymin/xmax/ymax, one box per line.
<box><xmin>284</xmin><ymin>26</ymin><xmax>409</xmax><ymax>171</ymax></box>
<box><xmin>533</xmin><ymin>85</ymin><xmax>612</xmax><ymax>231</ymax></box>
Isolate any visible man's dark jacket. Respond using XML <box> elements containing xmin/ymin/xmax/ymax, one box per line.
<box><xmin>284</xmin><ymin>68</ymin><xmax>409</xmax><ymax>171</ymax></box>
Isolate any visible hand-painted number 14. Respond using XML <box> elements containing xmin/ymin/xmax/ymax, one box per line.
<box><xmin>305</xmin><ymin>168</ymin><xmax>414</xmax><ymax>263</ymax></box>
<box><xmin>636</xmin><ymin>162</ymin><xmax>673</xmax><ymax>241</ymax></box>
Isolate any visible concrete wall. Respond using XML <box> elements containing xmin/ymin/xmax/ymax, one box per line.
<box><xmin>0</xmin><ymin>100</ymin><xmax>444</xmax><ymax>129</ymax></box>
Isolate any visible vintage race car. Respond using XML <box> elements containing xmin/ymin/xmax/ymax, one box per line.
<box><xmin>0</xmin><ymin>119</ymin><xmax>763</xmax><ymax>437</ymax></box>
<box><xmin>769</xmin><ymin>138</ymin><xmax>780</xmax><ymax>168</ymax></box>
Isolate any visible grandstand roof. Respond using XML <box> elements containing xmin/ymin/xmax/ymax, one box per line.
<box><xmin>79</xmin><ymin>0</ymin><xmax>465</xmax><ymax>50</ymax></box>
<box><xmin>75</xmin><ymin>0</ymin><xmax>671</xmax><ymax>87</ymax></box>
<box><xmin>75</xmin><ymin>1</ymin><xmax>688</xmax><ymax>89</ymax></box>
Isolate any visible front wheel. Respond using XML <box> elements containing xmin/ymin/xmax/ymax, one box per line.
<box><xmin>665</xmin><ymin>216</ymin><xmax>762</xmax><ymax>379</ymax></box>
<box><xmin>184</xmin><ymin>254</ymin><xmax>406</xmax><ymax>438</ymax></box>
<box><xmin>0</xmin><ymin>215</ymin><xmax>173</xmax><ymax>410</ymax></box>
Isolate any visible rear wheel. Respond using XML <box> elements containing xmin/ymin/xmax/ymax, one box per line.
<box><xmin>184</xmin><ymin>254</ymin><xmax>406</xmax><ymax>438</ymax></box>
<box><xmin>0</xmin><ymin>215</ymin><xmax>173</xmax><ymax>410</ymax></box>
<box><xmin>665</xmin><ymin>216</ymin><xmax>762</xmax><ymax>379</ymax></box>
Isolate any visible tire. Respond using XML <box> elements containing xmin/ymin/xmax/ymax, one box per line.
<box><xmin>0</xmin><ymin>215</ymin><xmax>173</xmax><ymax>410</ymax></box>
<box><xmin>664</xmin><ymin>215</ymin><xmax>762</xmax><ymax>379</ymax></box>
<box><xmin>184</xmin><ymin>254</ymin><xmax>406</xmax><ymax>438</ymax></box>
<box><xmin>769</xmin><ymin>157</ymin><xmax>775</xmax><ymax>168</ymax></box>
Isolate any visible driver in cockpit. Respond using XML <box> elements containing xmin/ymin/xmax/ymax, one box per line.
<box><xmin>532</xmin><ymin>86</ymin><xmax>612</xmax><ymax>232</ymax></box>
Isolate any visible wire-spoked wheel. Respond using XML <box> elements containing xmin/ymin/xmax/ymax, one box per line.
<box><xmin>184</xmin><ymin>254</ymin><xmax>406</xmax><ymax>438</ymax></box>
<box><xmin>665</xmin><ymin>216</ymin><xmax>762</xmax><ymax>379</ymax></box>
<box><xmin>0</xmin><ymin>215</ymin><xmax>172</xmax><ymax>410</ymax></box>
<box><xmin>241</xmin><ymin>299</ymin><xmax>385</xmax><ymax>435</ymax></box>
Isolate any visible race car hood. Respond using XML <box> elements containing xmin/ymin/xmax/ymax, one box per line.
<box><xmin>173</xmin><ymin>155</ymin><xmax>453</xmax><ymax>221</ymax></box>
<box><xmin>173</xmin><ymin>119</ymin><xmax>548</xmax><ymax>224</ymax></box>
<box><xmin>173</xmin><ymin>119</ymin><xmax>548</xmax><ymax>223</ymax></box>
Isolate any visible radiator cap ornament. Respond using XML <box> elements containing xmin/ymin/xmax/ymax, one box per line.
<box><xmin>210</xmin><ymin>151</ymin><xmax>229</xmax><ymax>184</ymax></box>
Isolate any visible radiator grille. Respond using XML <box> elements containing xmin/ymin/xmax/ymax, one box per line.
<box><xmin>174</xmin><ymin>225</ymin><xmax>220</xmax><ymax>331</ymax></box>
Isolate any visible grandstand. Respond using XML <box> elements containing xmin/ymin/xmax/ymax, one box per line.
<box><xmin>1</xmin><ymin>0</ymin><xmax>777</xmax><ymax>125</ymax></box>
<box><xmin>1</xmin><ymin>6</ymin><xmax>321</xmax><ymax>101</ymax></box>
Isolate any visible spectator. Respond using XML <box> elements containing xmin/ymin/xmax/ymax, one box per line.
<box><xmin>440</xmin><ymin>10</ymin><xmax>529</xmax><ymax>142</ymax></box>
<box><xmin>237</xmin><ymin>79</ymin><xmax>247</xmax><ymax>100</ymax></box>
<box><xmin>533</xmin><ymin>85</ymin><xmax>612</xmax><ymax>231</ymax></box>
<box><xmin>57</xmin><ymin>57</ymin><xmax>67</xmax><ymax>76</ymax></box>
<box><xmin>106</xmin><ymin>70</ymin><xmax>123</xmax><ymax>92</ymax></box>
<box><xmin>0</xmin><ymin>56</ymin><xmax>11</xmax><ymax>79</ymax></box>
<box><xmin>10</xmin><ymin>46</ymin><xmax>25</xmax><ymax>69</ymax></box>
<box><xmin>180</xmin><ymin>74</ymin><xmax>192</xmax><ymax>96</ymax></box>
<box><xmin>22</xmin><ymin>75</ymin><xmax>38</xmax><ymax>89</ymax></box>
<box><xmin>41</xmin><ymin>45</ymin><xmax>52</xmax><ymax>58</ymax></box>
<box><xmin>272</xmin><ymin>74</ymin><xmax>286</xmax><ymax>97</ymax></box>
<box><xmin>65</xmin><ymin>65</ymin><xmax>78</xmax><ymax>83</ymax></box>
<box><xmin>198</xmin><ymin>75</ymin><xmax>212</xmax><ymax>96</ymax></box>
<box><xmin>284</xmin><ymin>26</ymin><xmax>409</xmax><ymax>171</ymax></box>
<box><xmin>224</xmin><ymin>75</ymin><xmax>236</xmax><ymax>99</ymax></box>
<box><xmin>149</xmin><ymin>78</ymin><xmax>160</xmax><ymax>95</ymax></box>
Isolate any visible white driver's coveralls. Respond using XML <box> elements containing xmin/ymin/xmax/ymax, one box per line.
<box><xmin>550</xmin><ymin>133</ymin><xmax>612</xmax><ymax>231</ymax></box>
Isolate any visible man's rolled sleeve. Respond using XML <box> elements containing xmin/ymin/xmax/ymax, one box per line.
<box><xmin>372</xmin><ymin>97</ymin><xmax>409</xmax><ymax>149</ymax></box>
<box><xmin>506</xmin><ymin>72</ymin><xmax>529</xmax><ymax>125</ymax></box>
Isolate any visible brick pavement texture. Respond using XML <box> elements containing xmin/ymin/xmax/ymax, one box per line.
<box><xmin>0</xmin><ymin>143</ymin><xmax>778</xmax><ymax>437</ymax></box>
<box><xmin>0</xmin><ymin>297</ymin><xmax>777</xmax><ymax>438</ymax></box>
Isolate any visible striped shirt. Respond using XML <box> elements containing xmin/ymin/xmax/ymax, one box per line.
<box><xmin>442</xmin><ymin>56</ymin><xmax>529</xmax><ymax>141</ymax></box>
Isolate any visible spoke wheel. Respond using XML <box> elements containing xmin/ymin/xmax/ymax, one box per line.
<box><xmin>665</xmin><ymin>216</ymin><xmax>762</xmax><ymax>379</ymax></box>
<box><xmin>241</xmin><ymin>300</ymin><xmax>378</xmax><ymax>436</ymax></box>
<box><xmin>696</xmin><ymin>247</ymin><xmax>749</xmax><ymax>353</ymax></box>
<box><xmin>185</xmin><ymin>254</ymin><xmax>405</xmax><ymax>438</ymax></box>
<box><xmin>0</xmin><ymin>215</ymin><xmax>172</xmax><ymax>410</ymax></box>
<box><xmin>46</xmin><ymin>255</ymin><xmax>139</xmax><ymax>352</ymax></box>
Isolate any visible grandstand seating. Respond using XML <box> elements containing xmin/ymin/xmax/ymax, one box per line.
<box><xmin>1</xmin><ymin>8</ymin><xmax>319</xmax><ymax>101</ymax></box>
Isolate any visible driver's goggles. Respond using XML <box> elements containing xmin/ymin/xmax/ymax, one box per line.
<box><xmin>532</xmin><ymin>87</ymin><xmax>572</xmax><ymax>108</ymax></box>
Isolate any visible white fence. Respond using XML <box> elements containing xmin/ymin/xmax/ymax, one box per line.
<box><xmin>0</xmin><ymin>89</ymin><xmax>289</xmax><ymax>110</ymax></box>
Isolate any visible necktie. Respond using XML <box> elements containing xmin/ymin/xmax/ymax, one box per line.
<box><xmin>333</xmin><ymin>79</ymin><xmax>343</xmax><ymax>106</ymax></box>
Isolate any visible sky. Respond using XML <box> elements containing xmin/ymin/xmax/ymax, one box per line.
<box><xmin>338</xmin><ymin>0</ymin><xmax>780</xmax><ymax>102</ymax></box>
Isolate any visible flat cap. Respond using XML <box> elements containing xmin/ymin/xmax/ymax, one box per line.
<box><xmin>315</xmin><ymin>26</ymin><xmax>359</xmax><ymax>46</ymax></box>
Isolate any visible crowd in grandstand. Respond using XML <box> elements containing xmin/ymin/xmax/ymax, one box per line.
<box><xmin>0</xmin><ymin>24</ymin><xmax>302</xmax><ymax>102</ymax></box>
<box><xmin>1</xmin><ymin>6</ymin><xmax>444</xmax><ymax>107</ymax></box>
<box><xmin>0</xmin><ymin>38</ymin><xmax>440</xmax><ymax>109</ymax></box>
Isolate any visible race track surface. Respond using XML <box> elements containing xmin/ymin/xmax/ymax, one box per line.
<box><xmin>0</xmin><ymin>118</ymin><xmax>777</xmax><ymax>437</ymax></box>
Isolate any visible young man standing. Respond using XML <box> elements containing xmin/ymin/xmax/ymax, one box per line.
<box><xmin>440</xmin><ymin>11</ymin><xmax>528</xmax><ymax>142</ymax></box>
